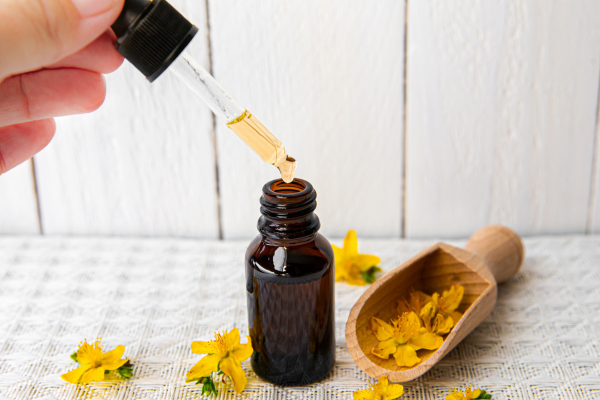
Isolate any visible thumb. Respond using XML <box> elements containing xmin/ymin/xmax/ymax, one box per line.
<box><xmin>0</xmin><ymin>0</ymin><xmax>124</xmax><ymax>80</ymax></box>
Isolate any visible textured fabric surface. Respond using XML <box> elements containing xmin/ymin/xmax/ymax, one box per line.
<box><xmin>0</xmin><ymin>236</ymin><xmax>598</xmax><ymax>399</ymax></box>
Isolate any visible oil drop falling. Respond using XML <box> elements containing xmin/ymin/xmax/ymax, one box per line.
<box><xmin>227</xmin><ymin>110</ymin><xmax>297</xmax><ymax>182</ymax></box>
<box><xmin>275</xmin><ymin>155</ymin><xmax>297</xmax><ymax>184</ymax></box>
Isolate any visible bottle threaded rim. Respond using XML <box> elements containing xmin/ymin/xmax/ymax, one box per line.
<box><xmin>258</xmin><ymin>178</ymin><xmax>320</xmax><ymax>239</ymax></box>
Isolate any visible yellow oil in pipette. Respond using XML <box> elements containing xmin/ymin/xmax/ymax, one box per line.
<box><xmin>170</xmin><ymin>52</ymin><xmax>297</xmax><ymax>182</ymax></box>
<box><xmin>227</xmin><ymin>110</ymin><xmax>297</xmax><ymax>183</ymax></box>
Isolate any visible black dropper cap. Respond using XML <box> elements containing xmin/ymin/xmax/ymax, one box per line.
<box><xmin>111</xmin><ymin>0</ymin><xmax>198</xmax><ymax>82</ymax></box>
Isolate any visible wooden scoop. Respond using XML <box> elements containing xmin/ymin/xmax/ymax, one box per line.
<box><xmin>345</xmin><ymin>225</ymin><xmax>524</xmax><ymax>382</ymax></box>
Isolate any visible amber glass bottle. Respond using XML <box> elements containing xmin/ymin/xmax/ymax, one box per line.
<box><xmin>245</xmin><ymin>178</ymin><xmax>335</xmax><ymax>386</ymax></box>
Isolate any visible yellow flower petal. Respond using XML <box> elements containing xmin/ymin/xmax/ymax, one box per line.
<box><xmin>191</xmin><ymin>340</ymin><xmax>217</xmax><ymax>355</ymax></box>
<box><xmin>434</xmin><ymin>315</ymin><xmax>454</xmax><ymax>335</ymax></box>
<box><xmin>442</xmin><ymin>285</ymin><xmax>464</xmax><ymax>313</ymax></box>
<box><xmin>80</xmin><ymin>366</ymin><xmax>105</xmax><ymax>383</ymax></box>
<box><xmin>406</xmin><ymin>311</ymin><xmax>421</xmax><ymax>329</ymax></box>
<box><xmin>393</xmin><ymin>344</ymin><xmax>420</xmax><ymax>367</ymax></box>
<box><xmin>224</xmin><ymin>328</ymin><xmax>241</xmax><ymax>350</ymax></box>
<box><xmin>450</xmin><ymin>311</ymin><xmax>463</xmax><ymax>324</ymax></box>
<box><xmin>382</xmin><ymin>383</ymin><xmax>404</xmax><ymax>400</ymax></box>
<box><xmin>332</xmin><ymin>244</ymin><xmax>345</xmax><ymax>263</ymax></box>
<box><xmin>409</xmin><ymin>331</ymin><xmax>443</xmax><ymax>351</ymax></box>
<box><xmin>446</xmin><ymin>394</ymin><xmax>465</xmax><ymax>400</ymax></box>
<box><xmin>353</xmin><ymin>376</ymin><xmax>404</xmax><ymax>400</ymax></box>
<box><xmin>104</xmin><ymin>357</ymin><xmax>128</xmax><ymax>371</ymax></box>
<box><xmin>467</xmin><ymin>388</ymin><xmax>481</xmax><ymax>399</ymax></box>
<box><xmin>343</xmin><ymin>230</ymin><xmax>359</xmax><ymax>257</ymax></box>
<box><xmin>231</xmin><ymin>337</ymin><xmax>253</xmax><ymax>362</ymax></box>
<box><xmin>374</xmin><ymin>375</ymin><xmax>389</xmax><ymax>391</ymax></box>
<box><xmin>353</xmin><ymin>389</ymin><xmax>378</xmax><ymax>400</ymax></box>
<box><xmin>352</xmin><ymin>254</ymin><xmax>382</xmax><ymax>271</ymax></box>
<box><xmin>76</xmin><ymin>340</ymin><xmax>102</xmax><ymax>366</ymax></box>
<box><xmin>101</xmin><ymin>345</ymin><xmax>127</xmax><ymax>370</ymax></box>
<box><xmin>420</xmin><ymin>301</ymin><xmax>436</xmax><ymax>322</ymax></box>
<box><xmin>61</xmin><ymin>364</ymin><xmax>92</xmax><ymax>384</ymax></box>
<box><xmin>346</xmin><ymin>270</ymin><xmax>367</xmax><ymax>286</ymax></box>
<box><xmin>370</xmin><ymin>317</ymin><xmax>395</xmax><ymax>341</ymax></box>
<box><xmin>220</xmin><ymin>355</ymin><xmax>247</xmax><ymax>393</ymax></box>
<box><xmin>371</xmin><ymin>338</ymin><xmax>397</xmax><ymax>359</ymax></box>
<box><xmin>186</xmin><ymin>354</ymin><xmax>221</xmax><ymax>381</ymax></box>
<box><xmin>335</xmin><ymin>260</ymin><xmax>350</xmax><ymax>282</ymax></box>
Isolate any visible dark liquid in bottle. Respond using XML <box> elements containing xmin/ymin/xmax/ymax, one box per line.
<box><xmin>245</xmin><ymin>179</ymin><xmax>335</xmax><ymax>386</ymax></box>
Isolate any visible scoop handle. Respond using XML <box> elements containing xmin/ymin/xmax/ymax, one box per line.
<box><xmin>464</xmin><ymin>225</ymin><xmax>524</xmax><ymax>283</ymax></box>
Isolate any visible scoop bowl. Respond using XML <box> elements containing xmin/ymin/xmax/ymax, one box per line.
<box><xmin>345</xmin><ymin>225</ymin><xmax>524</xmax><ymax>381</ymax></box>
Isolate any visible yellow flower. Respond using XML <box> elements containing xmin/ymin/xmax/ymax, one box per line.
<box><xmin>353</xmin><ymin>376</ymin><xmax>404</xmax><ymax>400</ymax></box>
<box><xmin>61</xmin><ymin>339</ymin><xmax>129</xmax><ymax>384</ymax></box>
<box><xmin>403</xmin><ymin>285</ymin><xmax>464</xmax><ymax>337</ymax></box>
<box><xmin>333</xmin><ymin>230</ymin><xmax>381</xmax><ymax>286</ymax></box>
<box><xmin>370</xmin><ymin>312</ymin><xmax>443</xmax><ymax>367</ymax></box>
<box><xmin>186</xmin><ymin>328</ymin><xmax>253</xmax><ymax>393</ymax></box>
<box><xmin>432</xmin><ymin>284</ymin><xmax>465</xmax><ymax>323</ymax></box>
<box><xmin>419</xmin><ymin>301</ymin><xmax>454</xmax><ymax>336</ymax></box>
<box><xmin>446</xmin><ymin>384</ymin><xmax>489</xmax><ymax>400</ymax></box>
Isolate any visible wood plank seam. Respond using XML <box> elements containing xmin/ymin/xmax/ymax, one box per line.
<box><xmin>585</xmin><ymin>66</ymin><xmax>600</xmax><ymax>233</ymax></box>
<box><xmin>401</xmin><ymin>0</ymin><xmax>409</xmax><ymax>239</ymax></box>
<box><xmin>204</xmin><ymin>0</ymin><xmax>223</xmax><ymax>240</ymax></box>
<box><xmin>30</xmin><ymin>158</ymin><xmax>43</xmax><ymax>234</ymax></box>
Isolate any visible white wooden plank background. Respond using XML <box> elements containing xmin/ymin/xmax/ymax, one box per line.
<box><xmin>0</xmin><ymin>160</ymin><xmax>39</xmax><ymax>234</ymax></box>
<box><xmin>2</xmin><ymin>0</ymin><xmax>600</xmax><ymax>239</ymax></box>
<box><xmin>405</xmin><ymin>0</ymin><xmax>600</xmax><ymax>238</ymax></box>
<box><xmin>33</xmin><ymin>0</ymin><xmax>220</xmax><ymax>238</ymax></box>
<box><xmin>209</xmin><ymin>0</ymin><xmax>405</xmax><ymax>239</ymax></box>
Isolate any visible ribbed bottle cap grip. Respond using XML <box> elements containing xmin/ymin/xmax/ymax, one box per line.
<box><xmin>112</xmin><ymin>0</ymin><xmax>198</xmax><ymax>82</ymax></box>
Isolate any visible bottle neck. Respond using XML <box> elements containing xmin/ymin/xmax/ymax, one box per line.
<box><xmin>258</xmin><ymin>179</ymin><xmax>321</xmax><ymax>240</ymax></box>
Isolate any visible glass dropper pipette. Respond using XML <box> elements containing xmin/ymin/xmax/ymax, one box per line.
<box><xmin>169</xmin><ymin>52</ymin><xmax>297</xmax><ymax>182</ymax></box>
<box><xmin>110</xmin><ymin>0</ymin><xmax>297</xmax><ymax>182</ymax></box>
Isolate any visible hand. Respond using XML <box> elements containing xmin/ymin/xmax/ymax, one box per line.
<box><xmin>0</xmin><ymin>0</ymin><xmax>125</xmax><ymax>174</ymax></box>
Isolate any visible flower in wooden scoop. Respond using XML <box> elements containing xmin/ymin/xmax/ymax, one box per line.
<box><xmin>61</xmin><ymin>339</ymin><xmax>129</xmax><ymax>384</ymax></box>
<box><xmin>431</xmin><ymin>284</ymin><xmax>465</xmax><ymax>323</ymax></box>
<box><xmin>353</xmin><ymin>375</ymin><xmax>404</xmax><ymax>400</ymax></box>
<box><xmin>186</xmin><ymin>328</ymin><xmax>253</xmax><ymax>394</ymax></box>
<box><xmin>447</xmin><ymin>384</ymin><xmax>492</xmax><ymax>399</ymax></box>
<box><xmin>333</xmin><ymin>230</ymin><xmax>381</xmax><ymax>286</ymax></box>
<box><xmin>419</xmin><ymin>301</ymin><xmax>454</xmax><ymax>336</ymax></box>
<box><xmin>397</xmin><ymin>285</ymin><xmax>465</xmax><ymax>337</ymax></box>
<box><xmin>370</xmin><ymin>312</ymin><xmax>443</xmax><ymax>367</ymax></box>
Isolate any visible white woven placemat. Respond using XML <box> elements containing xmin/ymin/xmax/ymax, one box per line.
<box><xmin>0</xmin><ymin>236</ymin><xmax>598</xmax><ymax>399</ymax></box>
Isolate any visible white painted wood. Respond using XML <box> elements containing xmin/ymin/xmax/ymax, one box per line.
<box><xmin>209</xmin><ymin>0</ymin><xmax>405</xmax><ymax>239</ymax></box>
<box><xmin>405</xmin><ymin>0</ymin><xmax>600</xmax><ymax>238</ymax></box>
<box><xmin>0</xmin><ymin>160</ymin><xmax>40</xmax><ymax>234</ymax></box>
<box><xmin>34</xmin><ymin>0</ymin><xmax>220</xmax><ymax>238</ymax></box>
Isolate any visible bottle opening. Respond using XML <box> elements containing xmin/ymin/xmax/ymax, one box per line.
<box><xmin>270</xmin><ymin>179</ymin><xmax>306</xmax><ymax>194</ymax></box>
<box><xmin>262</xmin><ymin>178</ymin><xmax>314</xmax><ymax>203</ymax></box>
<box><xmin>259</xmin><ymin>178</ymin><xmax>320</xmax><ymax>239</ymax></box>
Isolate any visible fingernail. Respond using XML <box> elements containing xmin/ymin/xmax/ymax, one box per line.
<box><xmin>71</xmin><ymin>0</ymin><xmax>115</xmax><ymax>18</ymax></box>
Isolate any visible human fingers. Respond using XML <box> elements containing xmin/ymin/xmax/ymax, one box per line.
<box><xmin>0</xmin><ymin>0</ymin><xmax>125</xmax><ymax>80</ymax></box>
<box><xmin>0</xmin><ymin>118</ymin><xmax>55</xmax><ymax>174</ymax></box>
<box><xmin>0</xmin><ymin>68</ymin><xmax>106</xmax><ymax>128</ymax></box>
<box><xmin>46</xmin><ymin>30</ymin><xmax>124</xmax><ymax>74</ymax></box>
